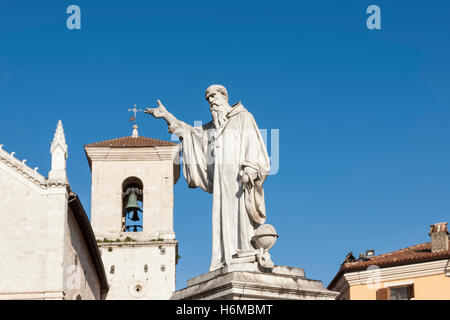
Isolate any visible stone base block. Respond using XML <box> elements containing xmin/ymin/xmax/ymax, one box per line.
<box><xmin>171</xmin><ymin>263</ymin><xmax>339</xmax><ymax>300</ymax></box>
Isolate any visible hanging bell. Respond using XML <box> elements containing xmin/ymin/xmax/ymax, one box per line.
<box><xmin>125</xmin><ymin>188</ymin><xmax>142</xmax><ymax>213</ymax></box>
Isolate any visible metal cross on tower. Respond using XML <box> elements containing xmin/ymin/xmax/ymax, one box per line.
<box><xmin>128</xmin><ymin>104</ymin><xmax>142</xmax><ymax>124</ymax></box>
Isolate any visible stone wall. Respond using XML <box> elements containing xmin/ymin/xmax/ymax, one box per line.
<box><xmin>99</xmin><ymin>241</ymin><xmax>176</xmax><ymax>299</ymax></box>
<box><xmin>0</xmin><ymin>161</ymin><xmax>48</xmax><ymax>298</ymax></box>
<box><xmin>63</xmin><ymin>207</ymin><xmax>102</xmax><ymax>300</ymax></box>
<box><xmin>90</xmin><ymin>157</ymin><xmax>175</xmax><ymax>240</ymax></box>
<box><xmin>86</xmin><ymin>144</ymin><xmax>179</xmax><ymax>299</ymax></box>
<box><xmin>0</xmin><ymin>151</ymin><xmax>104</xmax><ymax>300</ymax></box>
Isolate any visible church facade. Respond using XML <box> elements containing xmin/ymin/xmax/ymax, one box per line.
<box><xmin>0</xmin><ymin>121</ymin><xmax>108</xmax><ymax>300</ymax></box>
<box><xmin>0</xmin><ymin>121</ymin><xmax>180</xmax><ymax>300</ymax></box>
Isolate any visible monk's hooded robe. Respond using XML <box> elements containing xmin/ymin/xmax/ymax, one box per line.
<box><xmin>169</xmin><ymin>102</ymin><xmax>271</xmax><ymax>271</ymax></box>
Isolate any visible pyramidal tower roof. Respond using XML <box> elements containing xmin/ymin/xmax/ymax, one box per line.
<box><xmin>50</xmin><ymin>120</ymin><xmax>68</xmax><ymax>155</ymax></box>
<box><xmin>84</xmin><ymin>125</ymin><xmax>177</xmax><ymax>148</ymax></box>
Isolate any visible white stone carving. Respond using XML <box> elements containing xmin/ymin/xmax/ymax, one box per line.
<box><xmin>146</xmin><ymin>85</ymin><xmax>273</xmax><ymax>271</ymax></box>
<box><xmin>0</xmin><ymin>145</ymin><xmax>46</xmax><ymax>189</ymax></box>
<box><xmin>172</xmin><ymin>263</ymin><xmax>339</xmax><ymax>300</ymax></box>
<box><xmin>48</xmin><ymin>120</ymin><xmax>68</xmax><ymax>183</ymax></box>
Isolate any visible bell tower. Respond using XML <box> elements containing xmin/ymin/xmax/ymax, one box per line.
<box><xmin>85</xmin><ymin>124</ymin><xmax>180</xmax><ymax>300</ymax></box>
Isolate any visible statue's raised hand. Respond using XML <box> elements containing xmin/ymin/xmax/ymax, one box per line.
<box><xmin>145</xmin><ymin>100</ymin><xmax>168</xmax><ymax>119</ymax></box>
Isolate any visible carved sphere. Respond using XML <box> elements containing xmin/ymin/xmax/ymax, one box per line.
<box><xmin>252</xmin><ymin>224</ymin><xmax>278</xmax><ymax>251</ymax></box>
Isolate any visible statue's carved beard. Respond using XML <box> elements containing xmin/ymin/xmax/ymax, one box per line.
<box><xmin>211</xmin><ymin>104</ymin><xmax>229</xmax><ymax>128</ymax></box>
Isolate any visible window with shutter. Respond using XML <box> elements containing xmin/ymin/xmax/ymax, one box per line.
<box><xmin>376</xmin><ymin>288</ymin><xmax>389</xmax><ymax>300</ymax></box>
<box><xmin>388</xmin><ymin>285</ymin><xmax>414</xmax><ymax>300</ymax></box>
<box><xmin>408</xmin><ymin>284</ymin><xmax>415</xmax><ymax>299</ymax></box>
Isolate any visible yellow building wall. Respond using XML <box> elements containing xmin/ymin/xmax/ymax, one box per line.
<box><xmin>349</xmin><ymin>283</ymin><xmax>378</xmax><ymax>300</ymax></box>
<box><xmin>349</xmin><ymin>273</ymin><xmax>450</xmax><ymax>300</ymax></box>
<box><xmin>413</xmin><ymin>274</ymin><xmax>450</xmax><ymax>300</ymax></box>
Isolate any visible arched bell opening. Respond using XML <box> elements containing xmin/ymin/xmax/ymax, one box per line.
<box><xmin>122</xmin><ymin>177</ymin><xmax>144</xmax><ymax>232</ymax></box>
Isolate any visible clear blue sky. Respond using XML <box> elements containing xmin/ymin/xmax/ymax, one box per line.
<box><xmin>1</xmin><ymin>0</ymin><xmax>449</xmax><ymax>290</ymax></box>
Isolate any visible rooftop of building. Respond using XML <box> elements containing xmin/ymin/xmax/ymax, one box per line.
<box><xmin>84</xmin><ymin>124</ymin><xmax>177</xmax><ymax>148</ymax></box>
<box><xmin>328</xmin><ymin>222</ymin><xmax>450</xmax><ymax>290</ymax></box>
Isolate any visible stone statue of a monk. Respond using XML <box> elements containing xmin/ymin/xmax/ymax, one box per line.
<box><xmin>145</xmin><ymin>85</ymin><xmax>271</xmax><ymax>271</ymax></box>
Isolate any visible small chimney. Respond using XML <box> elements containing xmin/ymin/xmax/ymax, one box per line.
<box><xmin>429</xmin><ymin>222</ymin><xmax>449</xmax><ymax>252</ymax></box>
<box><xmin>366</xmin><ymin>249</ymin><xmax>375</xmax><ymax>257</ymax></box>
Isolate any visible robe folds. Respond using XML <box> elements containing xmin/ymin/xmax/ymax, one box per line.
<box><xmin>169</xmin><ymin>102</ymin><xmax>271</xmax><ymax>271</ymax></box>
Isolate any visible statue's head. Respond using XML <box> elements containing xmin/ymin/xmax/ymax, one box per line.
<box><xmin>205</xmin><ymin>85</ymin><xmax>229</xmax><ymax>110</ymax></box>
<box><xmin>206</xmin><ymin>85</ymin><xmax>231</xmax><ymax>128</ymax></box>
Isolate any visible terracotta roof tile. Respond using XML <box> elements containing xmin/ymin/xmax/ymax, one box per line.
<box><xmin>84</xmin><ymin>136</ymin><xmax>178</xmax><ymax>148</ymax></box>
<box><xmin>341</xmin><ymin>241</ymin><xmax>450</xmax><ymax>270</ymax></box>
<box><xmin>328</xmin><ymin>240</ymin><xmax>450</xmax><ymax>289</ymax></box>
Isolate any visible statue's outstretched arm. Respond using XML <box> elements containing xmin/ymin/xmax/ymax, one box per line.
<box><xmin>145</xmin><ymin>100</ymin><xmax>191</xmax><ymax>138</ymax></box>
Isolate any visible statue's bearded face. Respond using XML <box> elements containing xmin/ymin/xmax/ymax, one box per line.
<box><xmin>206</xmin><ymin>90</ymin><xmax>228</xmax><ymax>110</ymax></box>
<box><xmin>206</xmin><ymin>90</ymin><xmax>229</xmax><ymax>128</ymax></box>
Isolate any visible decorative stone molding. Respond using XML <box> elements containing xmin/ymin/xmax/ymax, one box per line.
<box><xmin>333</xmin><ymin>259</ymin><xmax>450</xmax><ymax>293</ymax></box>
<box><xmin>97</xmin><ymin>240</ymin><xmax>178</xmax><ymax>248</ymax></box>
<box><xmin>445</xmin><ymin>260</ymin><xmax>450</xmax><ymax>277</ymax></box>
<box><xmin>47</xmin><ymin>180</ymin><xmax>69</xmax><ymax>188</ymax></box>
<box><xmin>0</xmin><ymin>146</ymin><xmax>47</xmax><ymax>189</ymax></box>
<box><xmin>172</xmin><ymin>263</ymin><xmax>338</xmax><ymax>300</ymax></box>
<box><xmin>383</xmin><ymin>279</ymin><xmax>414</xmax><ymax>288</ymax></box>
<box><xmin>85</xmin><ymin>145</ymin><xmax>180</xmax><ymax>162</ymax></box>
<box><xmin>0</xmin><ymin>122</ymin><xmax>71</xmax><ymax>191</ymax></box>
<box><xmin>0</xmin><ymin>290</ymin><xmax>65</xmax><ymax>300</ymax></box>
<box><xmin>48</xmin><ymin>120</ymin><xmax>68</xmax><ymax>182</ymax></box>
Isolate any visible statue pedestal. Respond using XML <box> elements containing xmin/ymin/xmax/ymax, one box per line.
<box><xmin>171</xmin><ymin>263</ymin><xmax>339</xmax><ymax>300</ymax></box>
